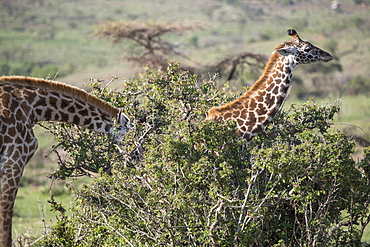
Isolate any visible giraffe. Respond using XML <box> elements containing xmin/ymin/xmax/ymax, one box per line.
<box><xmin>0</xmin><ymin>76</ymin><xmax>131</xmax><ymax>246</ymax></box>
<box><xmin>205</xmin><ymin>29</ymin><xmax>333</xmax><ymax>142</ymax></box>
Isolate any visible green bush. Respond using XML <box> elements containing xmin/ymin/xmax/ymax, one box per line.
<box><xmin>39</xmin><ymin>63</ymin><xmax>370</xmax><ymax>246</ymax></box>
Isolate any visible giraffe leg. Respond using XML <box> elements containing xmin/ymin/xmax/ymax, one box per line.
<box><xmin>0</xmin><ymin>131</ymin><xmax>37</xmax><ymax>247</ymax></box>
<box><xmin>0</xmin><ymin>169</ymin><xmax>19</xmax><ymax>247</ymax></box>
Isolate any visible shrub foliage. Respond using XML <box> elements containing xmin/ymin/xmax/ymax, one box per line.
<box><xmin>40</xmin><ymin>63</ymin><xmax>370</xmax><ymax>246</ymax></box>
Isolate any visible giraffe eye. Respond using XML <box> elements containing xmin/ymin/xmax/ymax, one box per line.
<box><xmin>304</xmin><ymin>46</ymin><xmax>312</xmax><ymax>52</ymax></box>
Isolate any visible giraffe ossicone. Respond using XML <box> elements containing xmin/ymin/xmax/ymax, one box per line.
<box><xmin>0</xmin><ymin>76</ymin><xmax>131</xmax><ymax>246</ymax></box>
<box><xmin>206</xmin><ymin>29</ymin><xmax>333</xmax><ymax>142</ymax></box>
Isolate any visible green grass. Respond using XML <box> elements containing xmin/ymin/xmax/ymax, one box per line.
<box><xmin>12</xmin><ymin>186</ymin><xmax>71</xmax><ymax>239</ymax></box>
<box><xmin>337</xmin><ymin>95</ymin><xmax>370</xmax><ymax>125</ymax></box>
<box><xmin>363</xmin><ymin>225</ymin><xmax>370</xmax><ymax>243</ymax></box>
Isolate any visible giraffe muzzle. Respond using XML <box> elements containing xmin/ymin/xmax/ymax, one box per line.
<box><xmin>321</xmin><ymin>52</ymin><xmax>333</xmax><ymax>62</ymax></box>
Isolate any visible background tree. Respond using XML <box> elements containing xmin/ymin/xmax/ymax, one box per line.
<box><xmin>38</xmin><ymin>63</ymin><xmax>370</xmax><ymax>246</ymax></box>
<box><xmin>93</xmin><ymin>20</ymin><xmax>203</xmax><ymax>72</ymax></box>
<box><xmin>211</xmin><ymin>51</ymin><xmax>268</xmax><ymax>81</ymax></box>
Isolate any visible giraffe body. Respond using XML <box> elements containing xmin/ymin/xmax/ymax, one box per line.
<box><xmin>206</xmin><ymin>29</ymin><xmax>333</xmax><ymax>142</ymax></box>
<box><xmin>0</xmin><ymin>76</ymin><xmax>131</xmax><ymax>246</ymax></box>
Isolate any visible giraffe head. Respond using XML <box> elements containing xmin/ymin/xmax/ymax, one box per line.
<box><xmin>276</xmin><ymin>29</ymin><xmax>333</xmax><ymax>64</ymax></box>
<box><xmin>110</xmin><ymin>110</ymin><xmax>132</xmax><ymax>143</ymax></box>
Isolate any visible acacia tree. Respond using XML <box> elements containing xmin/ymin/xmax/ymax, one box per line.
<box><xmin>38</xmin><ymin>63</ymin><xmax>370</xmax><ymax>246</ymax></box>
<box><xmin>93</xmin><ymin>20</ymin><xmax>202</xmax><ymax>71</ymax></box>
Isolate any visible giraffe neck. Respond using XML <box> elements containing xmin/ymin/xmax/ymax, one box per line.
<box><xmin>34</xmin><ymin>88</ymin><xmax>116</xmax><ymax>133</ymax></box>
<box><xmin>207</xmin><ymin>51</ymin><xmax>297</xmax><ymax>141</ymax></box>
<box><xmin>34</xmin><ymin>91</ymin><xmax>115</xmax><ymax>133</ymax></box>
<box><xmin>0</xmin><ymin>81</ymin><xmax>118</xmax><ymax>134</ymax></box>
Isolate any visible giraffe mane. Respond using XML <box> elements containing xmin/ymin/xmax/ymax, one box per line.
<box><xmin>241</xmin><ymin>43</ymin><xmax>285</xmax><ymax>98</ymax></box>
<box><xmin>0</xmin><ymin>76</ymin><xmax>119</xmax><ymax>117</ymax></box>
<box><xmin>207</xmin><ymin>44</ymin><xmax>284</xmax><ymax>119</ymax></box>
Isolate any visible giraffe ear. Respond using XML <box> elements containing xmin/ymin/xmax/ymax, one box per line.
<box><xmin>276</xmin><ymin>47</ymin><xmax>295</xmax><ymax>56</ymax></box>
